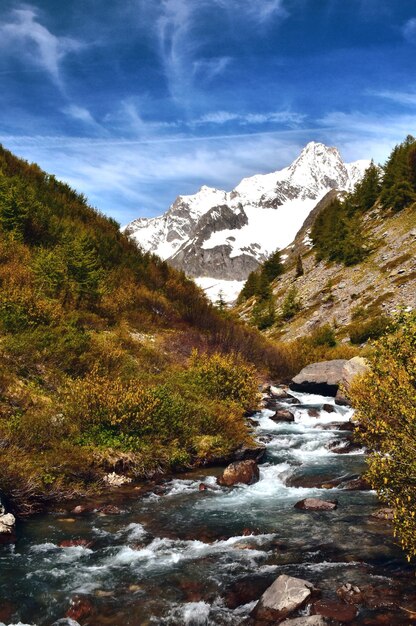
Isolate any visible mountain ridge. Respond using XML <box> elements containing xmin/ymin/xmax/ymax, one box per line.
<box><xmin>124</xmin><ymin>142</ymin><xmax>370</xmax><ymax>300</ymax></box>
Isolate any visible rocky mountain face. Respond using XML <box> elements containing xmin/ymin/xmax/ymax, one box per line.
<box><xmin>123</xmin><ymin>142</ymin><xmax>369</xmax><ymax>300</ymax></box>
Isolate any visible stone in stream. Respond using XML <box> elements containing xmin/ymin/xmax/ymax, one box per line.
<box><xmin>312</xmin><ymin>598</ymin><xmax>357</xmax><ymax>622</ymax></box>
<box><xmin>326</xmin><ymin>438</ymin><xmax>362</xmax><ymax>454</ymax></box>
<box><xmin>58</xmin><ymin>538</ymin><xmax>93</xmax><ymax>548</ymax></box>
<box><xmin>322</xmin><ymin>403</ymin><xmax>336</xmax><ymax>413</ymax></box>
<box><xmin>217</xmin><ymin>460</ymin><xmax>259</xmax><ymax>486</ymax></box>
<box><xmin>252</xmin><ymin>574</ymin><xmax>318</xmax><ymax>622</ymax></box>
<box><xmin>336</xmin><ymin>583</ymin><xmax>400</xmax><ymax>609</ymax></box>
<box><xmin>270</xmin><ymin>409</ymin><xmax>295</xmax><ymax>422</ymax></box>
<box><xmin>294</xmin><ymin>498</ymin><xmax>338</xmax><ymax>511</ymax></box>
<box><xmin>370</xmin><ymin>508</ymin><xmax>394</xmax><ymax>521</ymax></box>
<box><xmin>290</xmin><ymin>359</ymin><xmax>347</xmax><ymax>396</ymax></box>
<box><xmin>0</xmin><ymin>512</ymin><xmax>16</xmax><ymax>544</ymax></box>
<box><xmin>66</xmin><ymin>594</ymin><xmax>94</xmax><ymax>621</ymax></box>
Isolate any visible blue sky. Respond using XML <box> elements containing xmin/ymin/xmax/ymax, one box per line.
<box><xmin>1</xmin><ymin>0</ymin><xmax>416</xmax><ymax>224</ymax></box>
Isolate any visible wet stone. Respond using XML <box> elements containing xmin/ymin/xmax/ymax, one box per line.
<box><xmin>252</xmin><ymin>574</ymin><xmax>318</xmax><ymax>622</ymax></box>
<box><xmin>294</xmin><ymin>498</ymin><xmax>338</xmax><ymax>511</ymax></box>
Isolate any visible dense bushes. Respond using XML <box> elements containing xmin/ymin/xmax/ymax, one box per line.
<box><xmin>349</xmin><ymin>312</ymin><xmax>416</xmax><ymax>560</ymax></box>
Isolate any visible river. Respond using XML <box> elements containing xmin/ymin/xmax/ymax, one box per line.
<box><xmin>0</xmin><ymin>390</ymin><xmax>412</xmax><ymax>625</ymax></box>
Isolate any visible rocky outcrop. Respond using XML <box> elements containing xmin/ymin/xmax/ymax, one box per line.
<box><xmin>252</xmin><ymin>574</ymin><xmax>317</xmax><ymax>622</ymax></box>
<box><xmin>217</xmin><ymin>460</ymin><xmax>260</xmax><ymax>486</ymax></box>
<box><xmin>291</xmin><ymin>359</ymin><xmax>347</xmax><ymax>396</ymax></box>
<box><xmin>294</xmin><ymin>498</ymin><xmax>338</xmax><ymax>511</ymax></box>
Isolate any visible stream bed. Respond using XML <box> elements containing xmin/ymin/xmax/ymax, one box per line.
<box><xmin>0</xmin><ymin>391</ymin><xmax>414</xmax><ymax>625</ymax></box>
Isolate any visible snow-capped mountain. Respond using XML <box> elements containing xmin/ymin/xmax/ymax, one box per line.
<box><xmin>124</xmin><ymin>142</ymin><xmax>369</xmax><ymax>301</ymax></box>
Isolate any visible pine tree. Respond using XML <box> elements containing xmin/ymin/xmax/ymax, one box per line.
<box><xmin>295</xmin><ymin>254</ymin><xmax>304</xmax><ymax>277</ymax></box>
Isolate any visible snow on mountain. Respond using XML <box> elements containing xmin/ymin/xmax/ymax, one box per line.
<box><xmin>123</xmin><ymin>142</ymin><xmax>370</xmax><ymax>302</ymax></box>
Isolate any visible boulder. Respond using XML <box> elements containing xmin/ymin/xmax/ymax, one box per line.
<box><xmin>335</xmin><ymin>356</ymin><xmax>370</xmax><ymax>405</ymax></box>
<box><xmin>312</xmin><ymin>599</ymin><xmax>357</xmax><ymax>622</ymax></box>
<box><xmin>322</xmin><ymin>404</ymin><xmax>336</xmax><ymax>413</ymax></box>
<box><xmin>234</xmin><ymin>444</ymin><xmax>266</xmax><ymax>462</ymax></box>
<box><xmin>294</xmin><ymin>498</ymin><xmax>338</xmax><ymax>511</ymax></box>
<box><xmin>252</xmin><ymin>574</ymin><xmax>317</xmax><ymax>622</ymax></box>
<box><xmin>270</xmin><ymin>385</ymin><xmax>291</xmax><ymax>398</ymax></box>
<box><xmin>0</xmin><ymin>512</ymin><xmax>15</xmax><ymax>536</ymax></box>
<box><xmin>327</xmin><ymin>438</ymin><xmax>362</xmax><ymax>454</ymax></box>
<box><xmin>291</xmin><ymin>360</ymin><xmax>347</xmax><ymax>396</ymax></box>
<box><xmin>340</xmin><ymin>477</ymin><xmax>371</xmax><ymax>491</ymax></box>
<box><xmin>270</xmin><ymin>409</ymin><xmax>295</xmax><ymax>423</ymax></box>
<box><xmin>217</xmin><ymin>460</ymin><xmax>260</xmax><ymax>486</ymax></box>
<box><xmin>370</xmin><ymin>508</ymin><xmax>394</xmax><ymax>521</ymax></box>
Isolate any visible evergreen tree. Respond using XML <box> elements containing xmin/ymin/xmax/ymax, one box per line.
<box><xmin>262</xmin><ymin>249</ymin><xmax>284</xmax><ymax>283</ymax></box>
<box><xmin>295</xmin><ymin>254</ymin><xmax>304</xmax><ymax>277</ymax></box>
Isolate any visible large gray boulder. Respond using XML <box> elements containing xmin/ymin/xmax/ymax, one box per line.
<box><xmin>290</xmin><ymin>357</ymin><xmax>369</xmax><ymax>399</ymax></box>
<box><xmin>252</xmin><ymin>574</ymin><xmax>317</xmax><ymax>622</ymax></box>
<box><xmin>290</xmin><ymin>359</ymin><xmax>347</xmax><ymax>396</ymax></box>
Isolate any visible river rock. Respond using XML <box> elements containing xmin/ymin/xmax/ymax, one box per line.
<box><xmin>270</xmin><ymin>385</ymin><xmax>291</xmax><ymax>398</ymax></box>
<box><xmin>217</xmin><ymin>460</ymin><xmax>260</xmax><ymax>486</ymax></box>
<box><xmin>370</xmin><ymin>508</ymin><xmax>394</xmax><ymax>521</ymax></box>
<box><xmin>335</xmin><ymin>356</ymin><xmax>370</xmax><ymax>405</ymax></box>
<box><xmin>281</xmin><ymin>618</ymin><xmax>327</xmax><ymax>626</ymax></box>
<box><xmin>252</xmin><ymin>574</ymin><xmax>317</xmax><ymax>622</ymax></box>
<box><xmin>327</xmin><ymin>437</ymin><xmax>362</xmax><ymax>454</ymax></box>
<box><xmin>234</xmin><ymin>444</ymin><xmax>266</xmax><ymax>462</ymax></box>
<box><xmin>270</xmin><ymin>409</ymin><xmax>295</xmax><ymax>423</ymax></box>
<box><xmin>290</xmin><ymin>359</ymin><xmax>347</xmax><ymax>396</ymax></box>
<box><xmin>337</xmin><ymin>583</ymin><xmax>400</xmax><ymax>609</ymax></box>
<box><xmin>0</xmin><ymin>512</ymin><xmax>16</xmax><ymax>543</ymax></box>
<box><xmin>322</xmin><ymin>403</ymin><xmax>336</xmax><ymax>413</ymax></box>
<box><xmin>312</xmin><ymin>599</ymin><xmax>357</xmax><ymax>622</ymax></box>
<box><xmin>66</xmin><ymin>594</ymin><xmax>94</xmax><ymax>621</ymax></box>
<box><xmin>340</xmin><ymin>476</ymin><xmax>371</xmax><ymax>491</ymax></box>
<box><xmin>294</xmin><ymin>498</ymin><xmax>338</xmax><ymax>511</ymax></box>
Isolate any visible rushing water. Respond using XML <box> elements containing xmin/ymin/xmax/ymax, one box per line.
<box><xmin>0</xmin><ymin>392</ymin><xmax>412</xmax><ymax>625</ymax></box>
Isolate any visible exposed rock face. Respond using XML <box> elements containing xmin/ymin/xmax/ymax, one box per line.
<box><xmin>252</xmin><ymin>574</ymin><xmax>317</xmax><ymax>622</ymax></box>
<box><xmin>217</xmin><ymin>460</ymin><xmax>260</xmax><ymax>486</ymax></box>
<box><xmin>124</xmin><ymin>142</ymin><xmax>368</xmax><ymax>298</ymax></box>
<box><xmin>291</xmin><ymin>359</ymin><xmax>347</xmax><ymax>396</ymax></box>
<box><xmin>294</xmin><ymin>498</ymin><xmax>338</xmax><ymax>511</ymax></box>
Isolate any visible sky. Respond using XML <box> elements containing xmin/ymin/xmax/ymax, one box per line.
<box><xmin>1</xmin><ymin>0</ymin><xmax>416</xmax><ymax>224</ymax></box>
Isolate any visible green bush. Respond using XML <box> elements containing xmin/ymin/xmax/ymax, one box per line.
<box><xmin>349</xmin><ymin>312</ymin><xmax>416</xmax><ymax>560</ymax></box>
<box><xmin>309</xmin><ymin>323</ymin><xmax>336</xmax><ymax>347</ymax></box>
<box><xmin>348</xmin><ymin>315</ymin><xmax>390</xmax><ymax>344</ymax></box>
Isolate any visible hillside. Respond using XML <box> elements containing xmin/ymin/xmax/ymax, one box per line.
<box><xmin>0</xmin><ymin>145</ymin><xmax>283</xmax><ymax>515</ymax></box>
<box><xmin>237</xmin><ymin>136</ymin><xmax>416</xmax><ymax>344</ymax></box>
<box><xmin>124</xmin><ymin>142</ymin><xmax>368</xmax><ymax>302</ymax></box>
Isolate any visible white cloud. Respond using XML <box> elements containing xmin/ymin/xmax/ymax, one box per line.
<box><xmin>193</xmin><ymin>110</ymin><xmax>306</xmax><ymax>127</ymax></box>
<box><xmin>370</xmin><ymin>90</ymin><xmax>416</xmax><ymax>106</ymax></box>
<box><xmin>0</xmin><ymin>6</ymin><xmax>84</xmax><ymax>89</ymax></box>
<box><xmin>63</xmin><ymin>105</ymin><xmax>97</xmax><ymax>125</ymax></box>
<box><xmin>403</xmin><ymin>17</ymin><xmax>416</xmax><ymax>43</ymax></box>
<box><xmin>213</xmin><ymin>0</ymin><xmax>287</xmax><ymax>24</ymax></box>
<box><xmin>192</xmin><ymin>56</ymin><xmax>232</xmax><ymax>81</ymax></box>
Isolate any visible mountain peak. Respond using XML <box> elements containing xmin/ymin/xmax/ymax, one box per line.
<box><xmin>124</xmin><ymin>141</ymin><xmax>370</xmax><ymax>301</ymax></box>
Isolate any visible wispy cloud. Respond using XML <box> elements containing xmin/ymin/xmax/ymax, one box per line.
<box><xmin>403</xmin><ymin>17</ymin><xmax>416</xmax><ymax>43</ymax></box>
<box><xmin>63</xmin><ymin>105</ymin><xmax>97</xmax><ymax>126</ymax></box>
<box><xmin>193</xmin><ymin>57</ymin><xmax>232</xmax><ymax>82</ymax></box>
<box><xmin>213</xmin><ymin>0</ymin><xmax>288</xmax><ymax>24</ymax></box>
<box><xmin>370</xmin><ymin>90</ymin><xmax>416</xmax><ymax>106</ymax></box>
<box><xmin>0</xmin><ymin>6</ymin><xmax>84</xmax><ymax>89</ymax></box>
<box><xmin>193</xmin><ymin>110</ymin><xmax>306</xmax><ymax>127</ymax></box>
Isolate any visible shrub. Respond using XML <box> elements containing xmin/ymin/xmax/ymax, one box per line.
<box><xmin>349</xmin><ymin>312</ymin><xmax>416</xmax><ymax>560</ymax></box>
<box><xmin>348</xmin><ymin>315</ymin><xmax>390</xmax><ymax>344</ymax></box>
<box><xmin>309</xmin><ymin>323</ymin><xmax>336</xmax><ymax>347</ymax></box>
<box><xmin>189</xmin><ymin>350</ymin><xmax>259</xmax><ymax>411</ymax></box>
